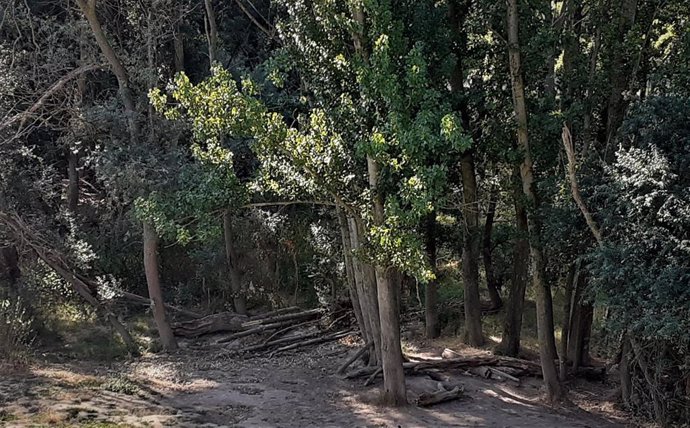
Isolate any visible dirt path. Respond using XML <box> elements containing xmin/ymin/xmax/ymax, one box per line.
<box><xmin>0</xmin><ymin>340</ymin><xmax>628</xmax><ymax>427</ymax></box>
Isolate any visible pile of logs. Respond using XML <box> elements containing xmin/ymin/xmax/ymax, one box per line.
<box><xmin>173</xmin><ymin>306</ymin><xmax>355</xmax><ymax>356</ymax></box>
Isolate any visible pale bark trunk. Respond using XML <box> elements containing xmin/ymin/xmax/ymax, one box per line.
<box><xmin>173</xmin><ymin>29</ymin><xmax>185</xmax><ymax>73</ymax></box>
<box><xmin>348</xmin><ymin>217</ymin><xmax>381</xmax><ymax>366</ymax></box>
<box><xmin>560</xmin><ymin>261</ymin><xmax>577</xmax><ymax>381</ymax></box>
<box><xmin>460</xmin><ymin>152</ymin><xmax>484</xmax><ymax>346</ymax></box>
<box><xmin>223</xmin><ymin>210</ymin><xmax>246</xmax><ymax>314</ymax></box>
<box><xmin>143</xmin><ymin>222</ymin><xmax>177</xmax><ymax>351</ymax></box>
<box><xmin>425</xmin><ymin>212</ymin><xmax>439</xmax><ymax>339</ymax></box>
<box><xmin>337</xmin><ymin>208</ymin><xmax>366</xmax><ymax>343</ymax></box>
<box><xmin>204</xmin><ymin>0</ymin><xmax>218</xmax><ymax>65</ymax></box>
<box><xmin>368</xmin><ymin>156</ymin><xmax>406</xmax><ymax>405</ymax></box>
<box><xmin>506</xmin><ymin>0</ymin><xmax>562</xmax><ymax>401</ymax></box>
<box><xmin>498</xmin><ymin>173</ymin><xmax>529</xmax><ymax>357</ymax></box>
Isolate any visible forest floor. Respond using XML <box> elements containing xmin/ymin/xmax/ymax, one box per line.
<box><xmin>0</xmin><ymin>330</ymin><xmax>631</xmax><ymax>428</ymax></box>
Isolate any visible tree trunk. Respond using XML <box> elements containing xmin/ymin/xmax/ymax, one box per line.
<box><xmin>368</xmin><ymin>156</ymin><xmax>406</xmax><ymax>406</ymax></box>
<box><xmin>348</xmin><ymin>216</ymin><xmax>381</xmax><ymax>366</ymax></box>
<box><xmin>203</xmin><ymin>0</ymin><xmax>218</xmax><ymax>65</ymax></box>
<box><xmin>337</xmin><ymin>208</ymin><xmax>366</xmax><ymax>343</ymax></box>
<box><xmin>143</xmin><ymin>222</ymin><xmax>177</xmax><ymax>351</ymax></box>
<box><xmin>460</xmin><ymin>152</ymin><xmax>484</xmax><ymax>347</ymax></box>
<box><xmin>75</xmin><ymin>0</ymin><xmax>139</xmax><ymax>142</ymax></box>
<box><xmin>498</xmin><ymin>172</ymin><xmax>529</xmax><ymax>357</ymax></box>
<box><xmin>483</xmin><ymin>191</ymin><xmax>501</xmax><ymax>310</ymax></box>
<box><xmin>506</xmin><ymin>0</ymin><xmax>563</xmax><ymax>401</ymax></box>
<box><xmin>425</xmin><ymin>212</ymin><xmax>440</xmax><ymax>339</ymax></box>
<box><xmin>567</xmin><ymin>269</ymin><xmax>593</xmax><ymax>370</ymax></box>
<box><xmin>223</xmin><ymin>210</ymin><xmax>246</xmax><ymax>314</ymax></box>
<box><xmin>560</xmin><ymin>261</ymin><xmax>578</xmax><ymax>381</ymax></box>
<box><xmin>173</xmin><ymin>26</ymin><xmax>185</xmax><ymax>73</ymax></box>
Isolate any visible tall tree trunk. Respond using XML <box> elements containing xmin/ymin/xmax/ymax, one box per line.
<box><xmin>143</xmin><ymin>222</ymin><xmax>177</xmax><ymax>351</ymax></box>
<box><xmin>506</xmin><ymin>0</ymin><xmax>563</xmax><ymax>401</ymax></box>
<box><xmin>483</xmin><ymin>191</ymin><xmax>501</xmax><ymax>310</ymax></box>
<box><xmin>425</xmin><ymin>212</ymin><xmax>439</xmax><ymax>339</ymax></box>
<box><xmin>604</xmin><ymin>0</ymin><xmax>638</xmax><ymax>154</ymax></box>
<box><xmin>223</xmin><ymin>210</ymin><xmax>246</xmax><ymax>314</ymax></box>
<box><xmin>368</xmin><ymin>157</ymin><xmax>406</xmax><ymax>406</ymax></box>
<box><xmin>560</xmin><ymin>261</ymin><xmax>578</xmax><ymax>381</ymax></box>
<box><xmin>75</xmin><ymin>0</ymin><xmax>139</xmax><ymax>142</ymax></box>
<box><xmin>498</xmin><ymin>172</ymin><xmax>529</xmax><ymax>357</ymax></box>
<box><xmin>337</xmin><ymin>208</ymin><xmax>366</xmax><ymax>343</ymax></box>
<box><xmin>67</xmin><ymin>149</ymin><xmax>79</xmax><ymax>213</ymax></box>
<box><xmin>567</xmin><ymin>268</ymin><xmax>593</xmax><ymax>370</ymax></box>
<box><xmin>348</xmin><ymin>216</ymin><xmax>381</xmax><ymax>366</ymax></box>
<box><xmin>173</xmin><ymin>26</ymin><xmax>185</xmax><ymax>73</ymax></box>
<box><xmin>460</xmin><ymin>152</ymin><xmax>484</xmax><ymax>346</ymax></box>
<box><xmin>204</xmin><ymin>0</ymin><xmax>218</xmax><ymax>65</ymax></box>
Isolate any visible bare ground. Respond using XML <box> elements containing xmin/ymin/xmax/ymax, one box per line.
<box><xmin>0</xmin><ymin>335</ymin><xmax>631</xmax><ymax>428</ymax></box>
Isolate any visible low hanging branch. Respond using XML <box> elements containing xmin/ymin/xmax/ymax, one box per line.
<box><xmin>562</xmin><ymin>124</ymin><xmax>604</xmax><ymax>246</ymax></box>
<box><xmin>0</xmin><ymin>211</ymin><xmax>138</xmax><ymax>354</ymax></box>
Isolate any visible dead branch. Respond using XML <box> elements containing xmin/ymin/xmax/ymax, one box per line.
<box><xmin>337</xmin><ymin>341</ymin><xmax>374</xmax><ymax>375</ymax></box>
<box><xmin>562</xmin><ymin>124</ymin><xmax>604</xmax><ymax>246</ymax></box>
<box><xmin>416</xmin><ymin>385</ymin><xmax>465</xmax><ymax>407</ymax></box>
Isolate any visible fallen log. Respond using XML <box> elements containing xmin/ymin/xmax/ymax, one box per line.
<box><xmin>337</xmin><ymin>341</ymin><xmax>374</xmax><ymax>375</ymax></box>
<box><xmin>120</xmin><ymin>291</ymin><xmax>203</xmax><ymax>319</ymax></box>
<box><xmin>240</xmin><ymin>330</ymin><xmax>324</xmax><ymax>353</ymax></box>
<box><xmin>345</xmin><ymin>355</ymin><xmax>542</xmax><ymax>380</ymax></box>
<box><xmin>249</xmin><ymin>306</ymin><xmax>300</xmax><ymax>320</ymax></box>
<box><xmin>241</xmin><ymin>308</ymin><xmax>324</xmax><ymax>328</ymax></box>
<box><xmin>217</xmin><ymin>319</ymin><xmax>303</xmax><ymax>344</ymax></box>
<box><xmin>173</xmin><ymin>312</ymin><xmax>249</xmax><ymax>338</ymax></box>
<box><xmin>269</xmin><ymin>330</ymin><xmax>354</xmax><ymax>356</ymax></box>
<box><xmin>416</xmin><ymin>386</ymin><xmax>465</xmax><ymax>407</ymax></box>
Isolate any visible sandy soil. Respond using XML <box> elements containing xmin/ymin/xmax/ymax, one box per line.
<box><xmin>0</xmin><ymin>337</ymin><xmax>630</xmax><ymax>427</ymax></box>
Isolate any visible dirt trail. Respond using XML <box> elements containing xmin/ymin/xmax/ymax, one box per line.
<box><xmin>0</xmin><ymin>339</ymin><xmax>627</xmax><ymax>427</ymax></box>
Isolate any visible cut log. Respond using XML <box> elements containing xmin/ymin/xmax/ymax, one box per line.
<box><xmin>416</xmin><ymin>386</ymin><xmax>464</xmax><ymax>407</ymax></box>
<box><xmin>249</xmin><ymin>306</ymin><xmax>300</xmax><ymax>320</ymax></box>
<box><xmin>173</xmin><ymin>312</ymin><xmax>248</xmax><ymax>338</ymax></box>
<box><xmin>489</xmin><ymin>367</ymin><xmax>521</xmax><ymax>385</ymax></box>
<box><xmin>441</xmin><ymin>348</ymin><xmax>461</xmax><ymax>359</ymax></box>
<box><xmin>337</xmin><ymin>341</ymin><xmax>374</xmax><ymax>375</ymax></box>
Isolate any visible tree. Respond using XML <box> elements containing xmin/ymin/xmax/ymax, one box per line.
<box><xmin>506</xmin><ymin>0</ymin><xmax>562</xmax><ymax>401</ymax></box>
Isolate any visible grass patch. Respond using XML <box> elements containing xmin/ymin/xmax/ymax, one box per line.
<box><xmin>0</xmin><ymin>409</ymin><xmax>17</xmax><ymax>422</ymax></box>
<box><xmin>101</xmin><ymin>375</ymin><xmax>139</xmax><ymax>395</ymax></box>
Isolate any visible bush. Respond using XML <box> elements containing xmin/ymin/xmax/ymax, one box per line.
<box><xmin>0</xmin><ymin>296</ymin><xmax>34</xmax><ymax>363</ymax></box>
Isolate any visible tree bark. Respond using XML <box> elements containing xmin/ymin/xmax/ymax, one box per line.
<box><xmin>203</xmin><ymin>0</ymin><xmax>218</xmax><ymax>65</ymax></box>
<box><xmin>143</xmin><ymin>222</ymin><xmax>177</xmax><ymax>351</ymax></box>
<box><xmin>75</xmin><ymin>0</ymin><xmax>139</xmax><ymax>142</ymax></box>
<box><xmin>367</xmin><ymin>156</ymin><xmax>406</xmax><ymax>406</ymax></box>
<box><xmin>483</xmin><ymin>191</ymin><xmax>501</xmax><ymax>310</ymax></box>
<box><xmin>506</xmin><ymin>0</ymin><xmax>563</xmax><ymax>401</ymax></box>
<box><xmin>560</xmin><ymin>261</ymin><xmax>578</xmax><ymax>381</ymax></box>
<box><xmin>498</xmin><ymin>172</ymin><xmax>529</xmax><ymax>357</ymax></box>
<box><xmin>66</xmin><ymin>149</ymin><xmax>79</xmax><ymax>213</ymax></box>
<box><xmin>566</xmin><ymin>268</ymin><xmax>593</xmax><ymax>370</ymax></box>
<box><xmin>425</xmin><ymin>212</ymin><xmax>440</xmax><ymax>339</ymax></box>
<box><xmin>223</xmin><ymin>210</ymin><xmax>246</xmax><ymax>314</ymax></box>
<box><xmin>337</xmin><ymin>208</ymin><xmax>366</xmax><ymax>343</ymax></box>
<box><xmin>460</xmin><ymin>152</ymin><xmax>484</xmax><ymax>347</ymax></box>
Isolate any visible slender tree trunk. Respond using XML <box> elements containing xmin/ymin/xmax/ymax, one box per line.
<box><xmin>483</xmin><ymin>191</ymin><xmax>501</xmax><ymax>310</ymax></box>
<box><xmin>506</xmin><ymin>0</ymin><xmax>562</xmax><ymax>401</ymax></box>
<box><xmin>337</xmin><ymin>208</ymin><xmax>366</xmax><ymax>343</ymax></box>
<box><xmin>223</xmin><ymin>210</ymin><xmax>246</xmax><ymax>314</ymax></box>
<box><xmin>173</xmin><ymin>27</ymin><xmax>185</xmax><ymax>73</ymax></box>
<box><xmin>143</xmin><ymin>222</ymin><xmax>177</xmax><ymax>351</ymax></box>
<box><xmin>425</xmin><ymin>212</ymin><xmax>439</xmax><ymax>339</ymax></box>
<box><xmin>75</xmin><ymin>0</ymin><xmax>138</xmax><ymax>142</ymax></box>
<box><xmin>368</xmin><ymin>156</ymin><xmax>406</xmax><ymax>405</ymax></box>
<box><xmin>567</xmin><ymin>269</ymin><xmax>593</xmax><ymax>370</ymax></box>
<box><xmin>348</xmin><ymin>216</ymin><xmax>381</xmax><ymax>366</ymax></box>
<box><xmin>204</xmin><ymin>0</ymin><xmax>218</xmax><ymax>65</ymax></box>
<box><xmin>67</xmin><ymin>149</ymin><xmax>79</xmax><ymax>213</ymax></box>
<box><xmin>560</xmin><ymin>261</ymin><xmax>578</xmax><ymax>381</ymax></box>
<box><xmin>460</xmin><ymin>152</ymin><xmax>484</xmax><ymax>346</ymax></box>
<box><xmin>498</xmin><ymin>172</ymin><xmax>529</xmax><ymax>357</ymax></box>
